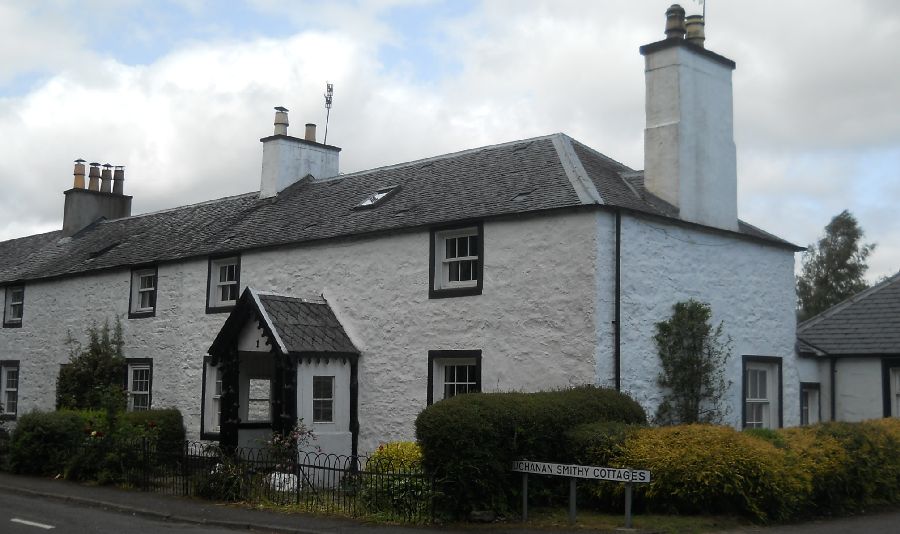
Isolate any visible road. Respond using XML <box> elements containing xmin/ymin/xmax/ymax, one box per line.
<box><xmin>0</xmin><ymin>492</ymin><xmax>257</xmax><ymax>534</ymax></box>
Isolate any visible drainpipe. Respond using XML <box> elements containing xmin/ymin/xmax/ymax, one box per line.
<box><xmin>614</xmin><ymin>210</ymin><xmax>622</xmax><ymax>391</ymax></box>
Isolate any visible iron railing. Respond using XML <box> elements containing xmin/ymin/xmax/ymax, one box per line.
<box><xmin>71</xmin><ymin>439</ymin><xmax>434</xmax><ymax>523</ymax></box>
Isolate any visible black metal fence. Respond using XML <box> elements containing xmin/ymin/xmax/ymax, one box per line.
<box><xmin>84</xmin><ymin>440</ymin><xmax>434</xmax><ymax>523</ymax></box>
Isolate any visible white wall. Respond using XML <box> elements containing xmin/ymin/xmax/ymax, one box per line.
<box><xmin>613</xmin><ymin>213</ymin><xmax>799</xmax><ymax>427</ymax></box>
<box><xmin>834</xmin><ymin>357</ymin><xmax>884</xmax><ymax>421</ymax></box>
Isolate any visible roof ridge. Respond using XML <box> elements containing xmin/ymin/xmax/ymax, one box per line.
<box><xmin>798</xmin><ymin>270</ymin><xmax>900</xmax><ymax>332</ymax></box>
<box><xmin>319</xmin><ymin>133</ymin><xmax>564</xmax><ymax>183</ymax></box>
<box><xmin>104</xmin><ymin>191</ymin><xmax>259</xmax><ymax>224</ymax></box>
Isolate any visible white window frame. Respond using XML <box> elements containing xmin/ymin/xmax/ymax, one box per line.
<box><xmin>208</xmin><ymin>256</ymin><xmax>239</xmax><ymax>310</ymax></box>
<box><xmin>428</xmin><ymin>351</ymin><xmax>482</xmax><ymax>405</ymax></box>
<box><xmin>3</xmin><ymin>286</ymin><xmax>24</xmax><ymax>326</ymax></box>
<box><xmin>312</xmin><ymin>375</ymin><xmax>335</xmax><ymax>423</ymax></box>
<box><xmin>800</xmin><ymin>384</ymin><xmax>820</xmax><ymax>426</ymax></box>
<box><xmin>130</xmin><ymin>268</ymin><xmax>157</xmax><ymax>316</ymax></box>
<box><xmin>127</xmin><ymin>362</ymin><xmax>151</xmax><ymax>412</ymax></box>
<box><xmin>744</xmin><ymin>360</ymin><xmax>780</xmax><ymax>429</ymax></box>
<box><xmin>202</xmin><ymin>359</ymin><xmax>223</xmax><ymax>435</ymax></box>
<box><xmin>892</xmin><ymin>368</ymin><xmax>900</xmax><ymax>418</ymax></box>
<box><xmin>434</xmin><ymin>227</ymin><xmax>480</xmax><ymax>290</ymax></box>
<box><xmin>1</xmin><ymin>362</ymin><xmax>19</xmax><ymax>418</ymax></box>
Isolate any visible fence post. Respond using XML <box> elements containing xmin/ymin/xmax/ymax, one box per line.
<box><xmin>141</xmin><ymin>437</ymin><xmax>150</xmax><ymax>491</ymax></box>
<box><xmin>521</xmin><ymin>472</ymin><xmax>528</xmax><ymax>521</ymax></box>
<box><xmin>624</xmin><ymin>481</ymin><xmax>633</xmax><ymax>528</ymax></box>
<box><xmin>568</xmin><ymin>477</ymin><xmax>576</xmax><ymax>525</ymax></box>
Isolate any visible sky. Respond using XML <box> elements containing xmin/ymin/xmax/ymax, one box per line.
<box><xmin>0</xmin><ymin>0</ymin><xmax>898</xmax><ymax>281</ymax></box>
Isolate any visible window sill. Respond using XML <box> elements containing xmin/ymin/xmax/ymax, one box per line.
<box><xmin>200</xmin><ymin>430</ymin><xmax>221</xmax><ymax>441</ymax></box>
<box><xmin>128</xmin><ymin>309</ymin><xmax>156</xmax><ymax>319</ymax></box>
<box><xmin>238</xmin><ymin>422</ymin><xmax>272</xmax><ymax>429</ymax></box>
<box><xmin>2</xmin><ymin>321</ymin><xmax>22</xmax><ymax>328</ymax></box>
<box><xmin>206</xmin><ymin>304</ymin><xmax>236</xmax><ymax>314</ymax></box>
<box><xmin>429</xmin><ymin>285</ymin><xmax>482</xmax><ymax>299</ymax></box>
<box><xmin>0</xmin><ymin>414</ymin><xmax>17</xmax><ymax>421</ymax></box>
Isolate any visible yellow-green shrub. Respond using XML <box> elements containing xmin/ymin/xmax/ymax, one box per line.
<box><xmin>368</xmin><ymin>441</ymin><xmax>423</xmax><ymax>472</ymax></box>
<box><xmin>775</xmin><ymin>426</ymin><xmax>847</xmax><ymax>516</ymax></box>
<box><xmin>612</xmin><ymin>425</ymin><xmax>801</xmax><ymax>522</ymax></box>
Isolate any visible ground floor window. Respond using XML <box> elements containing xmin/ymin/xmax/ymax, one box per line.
<box><xmin>742</xmin><ymin>356</ymin><xmax>782</xmax><ymax>429</ymax></box>
<box><xmin>800</xmin><ymin>382</ymin><xmax>820</xmax><ymax>425</ymax></box>
<box><xmin>312</xmin><ymin>375</ymin><xmax>334</xmax><ymax>423</ymax></box>
<box><xmin>126</xmin><ymin>359</ymin><xmax>152</xmax><ymax>411</ymax></box>
<box><xmin>0</xmin><ymin>361</ymin><xmax>19</xmax><ymax>419</ymax></box>
<box><xmin>246</xmin><ymin>378</ymin><xmax>271</xmax><ymax>423</ymax></box>
<box><xmin>427</xmin><ymin>350</ymin><xmax>482</xmax><ymax>405</ymax></box>
<box><xmin>201</xmin><ymin>358</ymin><xmax>223</xmax><ymax>437</ymax></box>
<box><xmin>883</xmin><ymin>359</ymin><xmax>900</xmax><ymax>418</ymax></box>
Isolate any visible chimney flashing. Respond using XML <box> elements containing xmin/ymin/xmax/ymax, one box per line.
<box><xmin>258</xmin><ymin>133</ymin><xmax>342</xmax><ymax>152</ymax></box>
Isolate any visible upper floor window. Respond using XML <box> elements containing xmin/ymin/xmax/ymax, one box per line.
<box><xmin>429</xmin><ymin>223</ymin><xmax>483</xmax><ymax>299</ymax></box>
<box><xmin>129</xmin><ymin>267</ymin><xmax>157</xmax><ymax>318</ymax></box>
<box><xmin>3</xmin><ymin>286</ymin><xmax>24</xmax><ymax>327</ymax></box>
<box><xmin>0</xmin><ymin>361</ymin><xmax>19</xmax><ymax>419</ymax></box>
<box><xmin>207</xmin><ymin>256</ymin><xmax>240</xmax><ymax>313</ymax></box>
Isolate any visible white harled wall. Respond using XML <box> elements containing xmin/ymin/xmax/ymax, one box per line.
<box><xmin>613</xmin><ymin>213</ymin><xmax>799</xmax><ymax>427</ymax></box>
<box><xmin>0</xmin><ymin>207</ymin><xmax>798</xmax><ymax>449</ymax></box>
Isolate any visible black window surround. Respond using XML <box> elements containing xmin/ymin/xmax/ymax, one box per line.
<box><xmin>206</xmin><ymin>255</ymin><xmax>241</xmax><ymax>314</ymax></box>
<box><xmin>123</xmin><ymin>358</ymin><xmax>153</xmax><ymax>412</ymax></box>
<box><xmin>0</xmin><ymin>360</ymin><xmax>19</xmax><ymax>420</ymax></box>
<box><xmin>429</xmin><ymin>222</ymin><xmax>484</xmax><ymax>299</ymax></box>
<box><xmin>2</xmin><ymin>285</ymin><xmax>24</xmax><ymax>328</ymax></box>
<box><xmin>427</xmin><ymin>350</ymin><xmax>482</xmax><ymax>406</ymax></box>
<box><xmin>881</xmin><ymin>357</ymin><xmax>900</xmax><ymax>417</ymax></box>
<box><xmin>128</xmin><ymin>265</ymin><xmax>158</xmax><ymax>319</ymax></box>
<box><xmin>200</xmin><ymin>356</ymin><xmax>220</xmax><ymax>440</ymax></box>
<box><xmin>799</xmin><ymin>381</ymin><xmax>821</xmax><ymax>426</ymax></box>
<box><xmin>741</xmin><ymin>355</ymin><xmax>783</xmax><ymax>429</ymax></box>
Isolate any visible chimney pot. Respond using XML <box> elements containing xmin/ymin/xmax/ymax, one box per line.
<box><xmin>88</xmin><ymin>163</ymin><xmax>101</xmax><ymax>191</ymax></box>
<box><xmin>305</xmin><ymin>123</ymin><xmax>317</xmax><ymax>142</ymax></box>
<box><xmin>73</xmin><ymin>159</ymin><xmax>86</xmax><ymax>189</ymax></box>
<box><xmin>274</xmin><ymin>106</ymin><xmax>289</xmax><ymax>136</ymax></box>
<box><xmin>113</xmin><ymin>165</ymin><xmax>125</xmax><ymax>195</ymax></box>
<box><xmin>685</xmin><ymin>15</ymin><xmax>705</xmax><ymax>48</ymax></box>
<box><xmin>665</xmin><ymin>4</ymin><xmax>686</xmax><ymax>39</ymax></box>
<box><xmin>100</xmin><ymin>163</ymin><xmax>113</xmax><ymax>193</ymax></box>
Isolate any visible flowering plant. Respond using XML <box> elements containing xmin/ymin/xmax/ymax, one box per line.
<box><xmin>264</xmin><ymin>420</ymin><xmax>316</xmax><ymax>471</ymax></box>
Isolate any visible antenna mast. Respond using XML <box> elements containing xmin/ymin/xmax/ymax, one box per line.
<box><xmin>323</xmin><ymin>83</ymin><xmax>334</xmax><ymax>144</ymax></box>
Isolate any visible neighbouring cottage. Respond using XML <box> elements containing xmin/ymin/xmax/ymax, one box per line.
<box><xmin>797</xmin><ymin>271</ymin><xmax>900</xmax><ymax>424</ymax></box>
<box><xmin>0</xmin><ymin>6</ymin><xmax>804</xmax><ymax>455</ymax></box>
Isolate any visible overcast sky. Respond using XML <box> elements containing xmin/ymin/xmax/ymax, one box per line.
<box><xmin>0</xmin><ymin>0</ymin><xmax>897</xmax><ymax>280</ymax></box>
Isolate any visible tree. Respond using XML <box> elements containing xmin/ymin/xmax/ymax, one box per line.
<box><xmin>654</xmin><ymin>299</ymin><xmax>732</xmax><ymax>425</ymax></box>
<box><xmin>56</xmin><ymin>319</ymin><xmax>127</xmax><ymax>412</ymax></box>
<box><xmin>797</xmin><ymin>210</ymin><xmax>875</xmax><ymax>321</ymax></box>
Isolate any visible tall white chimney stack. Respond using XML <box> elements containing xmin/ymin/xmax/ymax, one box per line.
<box><xmin>640</xmin><ymin>4</ymin><xmax>738</xmax><ymax>231</ymax></box>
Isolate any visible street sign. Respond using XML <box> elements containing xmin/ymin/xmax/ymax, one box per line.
<box><xmin>511</xmin><ymin>460</ymin><xmax>650</xmax><ymax>483</ymax></box>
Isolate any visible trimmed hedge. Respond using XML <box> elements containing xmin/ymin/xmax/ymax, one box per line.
<box><xmin>9</xmin><ymin>408</ymin><xmax>185</xmax><ymax>480</ymax></box>
<box><xmin>415</xmin><ymin>386</ymin><xmax>646</xmax><ymax>517</ymax></box>
<box><xmin>575</xmin><ymin>418</ymin><xmax>900</xmax><ymax>522</ymax></box>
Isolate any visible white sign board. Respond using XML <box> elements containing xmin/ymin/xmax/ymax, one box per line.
<box><xmin>511</xmin><ymin>460</ymin><xmax>650</xmax><ymax>483</ymax></box>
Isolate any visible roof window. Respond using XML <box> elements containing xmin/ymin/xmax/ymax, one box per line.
<box><xmin>354</xmin><ymin>185</ymin><xmax>400</xmax><ymax>210</ymax></box>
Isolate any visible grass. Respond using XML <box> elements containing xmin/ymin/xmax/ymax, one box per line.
<box><xmin>451</xmin><ymin>507</ymin><xmax>750</xmax><ymax>533</ymax></box>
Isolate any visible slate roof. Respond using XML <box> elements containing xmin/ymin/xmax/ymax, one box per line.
<box><xmin>797</xmin><ymin>271</ymin><xmax>900</xmax><ymax>356</ymax></box>
<box><xmin>253</xmin><ymin>290</ymin><xmax>359</xmax><ymax>355</ymax></box>
<box><xmin>0</xmin><ymin>133</ymin><xmax>798</xmax><ymax>284</ymax></box>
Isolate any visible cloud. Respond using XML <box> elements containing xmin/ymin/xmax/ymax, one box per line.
<box><xmin>0</xmin><ymin>0</ymin><xmax>897</xmax><ymax>280</ymax></box>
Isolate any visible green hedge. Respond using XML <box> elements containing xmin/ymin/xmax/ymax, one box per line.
<box><xmin>8</xmin><ymin>408</ymin><xmax>185</xmax><ymax>480</ymax></box>
<box><xmin>415</xmin><ymin>386</ymin><xmax>646</xmax><ymax>518</ymax></box>
<box><xmin>575</xmin><ymin>418</ymin><xmax>900</xmax><ymax>522</ymax></box>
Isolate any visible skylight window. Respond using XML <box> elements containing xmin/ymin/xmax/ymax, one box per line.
<box><xmin>354</xmin><ymin>185</ymin><xmax>400</xmax><ymax>209</ymax></box>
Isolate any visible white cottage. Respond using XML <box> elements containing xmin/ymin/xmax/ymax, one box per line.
<box><xmin>0</xmin><ymin>6</ymin><xmax>803</xmax><ymax>454</ymax></box>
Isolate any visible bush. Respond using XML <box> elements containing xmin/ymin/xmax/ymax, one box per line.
<box><xmin>614</xmin><ymin>424</ymin><xmax>802</xmax><ymax>522</ymax></box>
<box><xmin>361</xmin><ymin>441</ymin><xmax>431</xmax><ymax>520</ymax></box>
<box><xmin>120</xmin><ymin>408</ymin><xmax>186</xmax><ymax>457</ymax></box>
<box><xmin>9</xmin><ymin>411</ymin><xmax>85</xmax><ymax>475</ymax></box>
<box><xmin>415</xmin><ymin>386</ymin><xmax>646</xmax><ymax>518</ymax></box>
